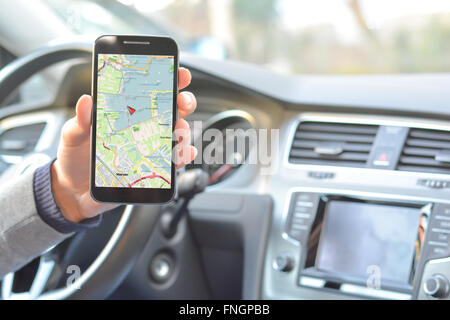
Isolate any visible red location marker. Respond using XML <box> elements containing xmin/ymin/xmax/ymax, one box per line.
<box><xmin>127</xmin><ymin>106</ymin><xmax>136</xmax><ymax>115</ymax></box>
<box><xmin>378</xmin><ymin>153</ymin><xmax>388</xmax><ymax>162</ymax></box>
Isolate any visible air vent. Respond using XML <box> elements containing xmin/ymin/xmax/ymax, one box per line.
<box><xmin>398</xmin><ymin>128</ymin><xmax>450</xmax><ymax>174</ymax></box>
<box><xmin>288</xmin><ymin>121</ymin><xmax>378</xmax><ymax>167</ymax></box>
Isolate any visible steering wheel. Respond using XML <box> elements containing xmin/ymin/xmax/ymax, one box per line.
<box><xmin>0</xmin><ymin>40</ymin><xmax>161</xmax><ymax>299</ymax></box>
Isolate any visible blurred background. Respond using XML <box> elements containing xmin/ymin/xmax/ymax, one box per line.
<box><xmin>1</xmin><ymin>0</ymin><xmax>450</xmax><ymax>76</ymax></box>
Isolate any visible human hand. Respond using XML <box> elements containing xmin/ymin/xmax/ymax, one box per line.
<box><xmin>51</xmin><ymin>68</ymin><xmax>197</xmax><ymax>223</ymax></box>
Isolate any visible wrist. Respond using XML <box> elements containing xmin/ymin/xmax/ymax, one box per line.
<box><xmin>51</xmin><ymin>160</ymin><xmax>84</xmax><ymax>223</ymax></box>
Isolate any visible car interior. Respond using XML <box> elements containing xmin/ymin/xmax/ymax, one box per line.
<box><xmin>1</xmin><ymin>0</ymin><xmax>450</xmax><ymax>300</ymax></box>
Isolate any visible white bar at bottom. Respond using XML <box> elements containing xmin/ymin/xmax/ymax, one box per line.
<box><xmin>340</xmin><ymin>283</ymin><xmax>411</xmax><ymax>300</ymax></box>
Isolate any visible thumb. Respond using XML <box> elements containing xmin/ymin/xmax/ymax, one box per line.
<box><xmin>61</xmin><ymin>95</ymin><xmax>92</xmax><ymax>147</ymax></box>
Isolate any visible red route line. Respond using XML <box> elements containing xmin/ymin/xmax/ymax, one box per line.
<box><xmin>98</xmin><ymin>59</ymin><xmax>106</xmax><ymax>72</ymax></box>
<box><xmin>128</xmin><ymin>174</ymin><xmax>170</xmax><ymax>188</ymax></box>
<box><xmin>209</xmin><ymin>164</ymin><xmax>233</xmax><ymax>184</ymax></box>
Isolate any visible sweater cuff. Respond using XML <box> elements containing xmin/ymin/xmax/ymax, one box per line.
<box><xmin>33</xmin><ymin>160</ymin><xmax>101</xmax><ymax>234</ymax></box>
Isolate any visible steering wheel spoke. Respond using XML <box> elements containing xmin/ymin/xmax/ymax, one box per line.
<box><xmin>2</xmin><ymin>254</ymin><xmax>56</xmax><ymax>300</ymax></box>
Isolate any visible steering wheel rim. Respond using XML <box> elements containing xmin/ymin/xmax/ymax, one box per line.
<box><xmin>0</xmin><ymin>39</ymin><xmax>92</xmax><ymax>107</ymax></box>
<box><xmin>0</xmin><ymin>40</ymin><xmax>162</xmax><ymax>299</ymax></box>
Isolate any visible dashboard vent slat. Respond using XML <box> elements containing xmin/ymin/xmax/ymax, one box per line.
<box><xmin>406</xmin><ymin>138</ymin><xmax>450</xmax><ymax>150</ymax></box>
<box><xmin>295</xmin><ymin>131</ymin><xmax>374</xmax><ymax>143</ymax></box>
<box><xmin>398</xmin><ymin>128</ymin><xmax>450</xmax><ymax>174</ymax></box>
<box><xmin>288</xmin><ymin>121</ymin><xmax>378</xmax><ymax>167</ymax></box>
<box><xmin>289</xmin><ymin>158</ymin><xmax>367</xmax><ymax>167</ymax></box>
<box><xmin>400</xmin><ymin>156</ymin><xmax>450</xmax><ymax>167</ymax></box>
<box><xmin>290</xmin><ymin>149</ymin><xmax>369</xmax><ymax>161</ymax></box>
<box><xmin>401</xmin><ymin>147</ymin><xmax>437</xmax><ymax>157</ymax></box>
<box><xmin>409</xmin><ymin>130</ymin><xmax>450</xmax><ymax>142</ymax></box>
<box><xmin>292</xmin><ymin>140</ymin><xmax>372</xmax><ymax>153</ymax></box>
<box><xmin>299</xmin><ymin>123</ymin><xmax>378</xmax><ymax>135</ymax></box>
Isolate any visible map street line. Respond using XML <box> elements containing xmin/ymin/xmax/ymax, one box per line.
<box><xmin>97</xmin><ymin>134</ymin><xmax>125</xmax><ymax>180</ymax></box>
<box><xmin>129</xmin><ymin>174</ymin><xmax>171</xmax><ymax>188</ymax></box>
<box><xmin>95</xmin><ymin>155</ymin><xmax>121</xmax><ymax>186</ymax></box>
<box><xmin>96</xmin><ymin>163</ymin><xmax>109</xmax><ymax>187</ymax></box>
<box><xmin>151</xmin><ymin>90</ymin><xmax>173</xmax><ymax>117</ymax></box>
<box><xmin>143</xmin><ymin>158</ymin><xmax>171</xmax><ymax>182</ymax></box>
<box><xmin>106</xmin><ymin>55</ymin><xmax>172</xmax><ymax>71</ymax></box>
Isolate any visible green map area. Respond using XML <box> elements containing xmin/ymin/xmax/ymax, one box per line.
<box><xmin>95</xmin><ymin>54</ymin><xmax>174</xmax><ymax>189</ymax></box>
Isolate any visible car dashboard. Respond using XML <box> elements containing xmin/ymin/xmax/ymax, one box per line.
<box><xmin>2</xmin><ymin>51</ymin><xmax>450</xmax><ymax>300</ymax></box>
<box><xmin>263</xmin><ymin>112</ymin><xmax>450</xmax><ymax>300</ymax></box>
<box><xmin>182</xmin><ymin>55</ymin><xmax>450</xmax><ymax>300</ymax></box>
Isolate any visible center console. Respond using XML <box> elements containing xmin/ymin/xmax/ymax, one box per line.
<box><xmin>262</xmin><ymin>113</ymin><xmax>450</xmax><ymax>300</ymax></box>
<box><xmin>282</xmin><ymin>189</ymin><xmax>449</xmax><ymax>299</ymax></box>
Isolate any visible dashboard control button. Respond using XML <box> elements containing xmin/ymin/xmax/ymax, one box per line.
<box><xmin>273</xmin><ymin>254</ymin><xmax>294</xmax><ymax>272</ymax></box>
<box><xmin>428</xmin><ymin>241</ymin><xmax>448</xmax><ymax>247</ymax></box>
<box><xmin>431</xmin><ymin>228</ymin><xmax>450</xmax><ymax>234</ymax></box>
<box><xmin>433</xmin><ymin>204</ymin><xmax>450</xmax><ymax>216</ymax></box>
<box><xmin>418</xmin><ymin>179</ymin><xmax>450</xmax><ymax>189</ymax></box>
<box><xmin>437</xmin><ymin>233</ymin><xmax>449</xmax><ymax>241</ymax></box>
<box><xmin>438</xmin><ymin>220</ymin><xmax>450</xmax><ymax>229</ymax></box>
<box><xmin>294</xmin><ymin>206</ymin><xmax>311</xmax><ymax>213</ymax></box>
<box><xmin>291</xmin><ymin>223</ymin><xmax>308</xmax><ymax>231</ymax></box>
<box><xmin>291</xmin><ymin>217</ymin><xmax>307</xmax><ymax>225</ymax></box>
<box><xmin>307</xmin><ymin>171</ymin><xmax>335</xmax><ymax>180</ymax></box>
<box><xmin>431</xmin><ymin>247</ymin><xmax>448</xmax><ymax>257</ymax></box>
<box><xmin>424</xmin><ymin>274</ymin><xmax>450</xmax><ymax>299</ymax></box>
<box><xmin>149</xmin><ymin>252</ymin><xmax>173</xmax><ymax>283</ymax></box>
<box><xmin>288</xmin><ymin>229</ymin><xmax>303</xmax><ymax>240</ymax></box>
<box><xmin>429</xmin><ymin>230</ymin><xmax>449</xmax><ymax>243</ymax></box>
<box><xmin>435</xmin><ymin>215</ymin><xmax>450</xmax><ymax>221</ymax></box>
<box><xmin>293</xmin><ymin>212</ymin><xmax>311</xmax><ymax>219</ymax></box>
<box><xmin>296</xmin><ymin>201</ymin><xmax>314</xmax><ymax>207</ymax></box>
<box><xmin>296</xmin><ymin>193</ymin><xmax>315</xmax><ymax>201</ymax></box>
<box><xmin>286</xmin><ymin>193</ymin><xmax>320</xmax><ymax>242</ymax></box>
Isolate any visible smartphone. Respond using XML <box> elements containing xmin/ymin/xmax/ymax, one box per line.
<box><xmin>90</xmin><ymin>35</ymin><xmax>178</xmax><ymax>204</ymax></box>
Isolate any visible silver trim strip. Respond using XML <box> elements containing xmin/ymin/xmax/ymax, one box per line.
<box><xmin>298</xmin><ymin>277</ymin><xmax>412</xmax><ymax>300</ymax></box>
<box><xmin>428</xmin><ymin>241</ymin><xmax>448</xmax><ymax>247</ymax></box>
<box><xmin>436</xmin><ymin>215</ymin><xmax>450</xmax><ymax>221</ymax></box>
<box><xmin>340</xmin><ymin>284</ymin><xmax>411</xmax><ymax>300</ymax></box>
<box><xmin>428</xmin><ymin>256</ymin><xmax>450</xmax><ymax>265</ymax></box>
<box><xmin>299</xmin><ymin>276</ymin><xmax>325</xmax><ymax>288</ymax></box>
<box><xmin>432</xmin><ymin>228</ymin><xmax>450</xmax><ymax>234</ymax></box>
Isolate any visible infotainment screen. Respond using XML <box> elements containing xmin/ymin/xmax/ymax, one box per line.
<box><xmin>316</xmin><ymin>201</ymin><xmax>421</xmax><ymax>285</ymax></box>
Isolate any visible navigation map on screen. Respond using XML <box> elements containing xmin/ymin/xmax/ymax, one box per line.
<box><xmin>95</xmin><ymin>54</ymin><xmax>174</xmax><ymax>189</ymax></box>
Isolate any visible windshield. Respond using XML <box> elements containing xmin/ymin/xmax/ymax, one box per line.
<box><xmin>43</xmin><ymin>0</ymin><xmax>450</xmax><ymax>74</ymax></box>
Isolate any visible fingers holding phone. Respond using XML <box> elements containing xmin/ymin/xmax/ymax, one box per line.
<box><xmin>52</xmin><ymin>36</ymin><xmax>198</xmax><ymax>223</ymax></box>
<box><xmin>91</xmin><ymin>35</ymin><xmax>184</xmax><ymax>204</ymax></box>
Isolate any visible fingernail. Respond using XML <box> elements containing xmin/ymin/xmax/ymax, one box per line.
<box><xmin>78</xmin><ymin>95</ymin><xmax>91</xmax><ymax>106</ymax></box>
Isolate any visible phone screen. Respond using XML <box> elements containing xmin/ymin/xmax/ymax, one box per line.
<box><xmin>95</xmin><ymin>54</ymin><xmax>174</xmax><ymax>189</ymax></box>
